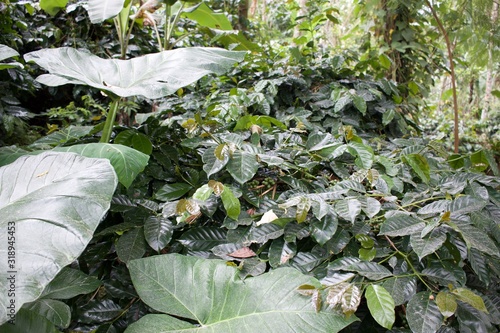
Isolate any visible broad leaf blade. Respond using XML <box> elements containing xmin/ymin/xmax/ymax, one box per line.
<box><xmin>86</xmin><ymin>0</ymin><xmax>125</xmax><ymax>24</ymax></box>
<box><xmin>24</xmin><ymin>299</ymin><xmax>71</xmax><ymax>328</ymax></box>
<box><xmin>379</xmin><ymin>214</ymin><xmax>426</xmax><ymax>237</ymax></box>
<box><xmin>126</xmin><ymin>254</ymin><xmax>357</xmax><ymax>332</ymax></box>
<box><xmin>53</xmin><ymin>143</ymin><xmax>149</xmax><ymax>188</ymax></box>
<box><xmin>24</xmin><ymin>47</ymin><xmax>246</xmax><ymax>99</ymax></box>
<box><xmin>407</xmin><ymin>291</ymin><xmax>443</xmax><ymax>333</ymax></box>
<box><xmin>0</xmin><ymin>152</ymin><xmax>117</xmax><ymax>324</ymax></box>
<box><xmin>40</xmin><ymin>267</ymin><xmax>101</xmax><ymax>299</ymax></box>
<box><xmin>226</xmin><ymin>150</ymin><xmax>259</xmax><ymax>184</ymax></box>
<box><xmin>365</xmin><ymin>285</ymin><xmax>395</xmax><ymax>329</ymax></box>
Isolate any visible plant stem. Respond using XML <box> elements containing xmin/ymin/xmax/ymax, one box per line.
<box><xmin>100</xmin><ymin>99</ymin><xmax>120</xmax><ymax>143</ymax></box>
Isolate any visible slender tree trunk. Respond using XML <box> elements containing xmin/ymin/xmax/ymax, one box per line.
<box><xmin>293</xmin><ymin>0</ymin><xmax>307</xmax><ymax>41</ymax></box>
<box><xmin>426</xmin><ymin>0</ymin><xmax>460</xmax><ymax>153</ymax></box>
<box><xmin>248</xmin><ymin>0</ymin><xmax>258</xmax><ymax>18</ymax></box>
<box><xmin>482</xmin><ymin>1</ymin><xmax>499</xmax><ymax>121</ymax></box>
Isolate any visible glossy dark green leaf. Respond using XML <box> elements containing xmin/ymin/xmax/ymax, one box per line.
<box><xmin>40</xmin><ymin>267</ymin><xmax>101</xmax><ymax>299</ymax></box>
<box><xmin>24</xmin><ymin>299</ymin><xmax>71</xmax><ymax>328</ymax></box>
<box><xmin>406</xmin><ymin>292</ymin><xmax>443</xmax><ymax>333</ymax></box>
<box><xmin>335</xmin><ymin>198</ymin><xmax>362</xmax><ymax>223</ymax></box>
<box><xmin>410</xmin><ymin>228</ymin><xmax>447</xmax><ymax>261</ymax></box>
<box><xmin>114</xmin><ymin>130</ymin><xmax>153</xmax><ymax>155</ymax></box>
<box><xmin>155</xmin><ymin>183</ymin><xmax>192</xmax><ymax>201</ymax></box>
<box><xmin>269</xmin><ymin>237</ymin><xmax>296</xmax><ymax>268</ymax></box>
<box><xmin>346</xmin><ymin>261</ymin><xmax>392</xmax><ymax>280</ymax></box>
<box><xmin>78</xmin><ymin>299</ymin><xmax>122</xmax><ymax>324</ymax></box>
<box><xmin>456</xmin><ymin>301</ymin><xmax>493</xmax><ymax>333</ymax></box>
<box><xmin>470</xmin><ymin>150</ymin><xmax>489</xmax><ymax>172</ymax></box>
<box><xmin>178</xmin><ymin>227</ymin><xmax>227</xmax><ymax>250</ymax></box>
<box><xmin>381</xmin><ymin>276</ymin><xmax>417</xmax><ymax>306</ymax></box>
<box><xmin>452</xmin><ymin>222</ymin><xmax>499</xmax><ymax>258</ymax></box>
<box><xmin>311</xmin><ymin>213</ymin><xmax>338</xmax><ymax>246</ymax></box>
<box><xmin>347</xmin><ymin>142</ymin><xmax>374</xmax><ymax>169</ymax></box>
<box><xmin>351</xmin><ymin>94</ymin><xmax>367</xmax><ymax>115</ymax></box>
<box><xmin>126</xmin><ymin>254</ymin><xmax>357</xmax><ymax>332</ymax></box>
<box><xmin>144</xmin><ymin>216</ymin><xmax>174</xmax><ymax>251</ymax></box>
<box><xmin>116</xmin><ymin>227</ymin><xmax>147</xmax><ymax>263</ymax></box>
<box><xmin>365</xmin><ymin>285</ymin><xmax>395</xmax><ymax>329</ymax></box>
<box><xmin>203</xmin><ymin>146</ymin><xmax>229</xmax><ymax>177</ymax></box>
<box><xmin>226</xmin><ymin>150</ymin><xmax>259</xmax><ymax>184</ymax></box>
<box><xmin>379</xmin><ymin>214</ymin><xmax>426</xmax><ymax>237</ymax></box>
<box><xmin>449</xmin><ymin>196</ymin><xmax>487</xmax><ymax>216</ymax></box>
<box><xmin>468</xmin><ymin>248</ymin><xmax>490</xmax><ymax>286</ymax></box>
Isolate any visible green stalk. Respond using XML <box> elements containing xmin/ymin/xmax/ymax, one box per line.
<box><xmin>100</xmin><ymin>99</ymin><xmax>120</xmax><ymax>143</ymax></box>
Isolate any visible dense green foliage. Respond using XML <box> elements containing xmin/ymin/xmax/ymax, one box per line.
<box><xmin>0</xmin><ymin>0</ymin><xmax>499</xmax><ymax>332</ymax></box>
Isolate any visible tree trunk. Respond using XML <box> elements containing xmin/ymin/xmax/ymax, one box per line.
<box><xmin>482</xmin><ymin>1</ymin><xmax>499</xmax><ymax>121</ymax></box>
<box><xmin>426</xmin><ymin>0</ymin><xmax>460</xmax><ymax>153</ymax></box>
<box><xmin>248</xmin><ymin>0</ymin><xmax>258</xmax><ymax>18</ymax></box>
<box><xmin>293</xmin><ymin>0</ymin><xmax>308</xmax><ymax>41</ymax></box>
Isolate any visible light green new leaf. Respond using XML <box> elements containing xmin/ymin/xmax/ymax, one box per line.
<box><xmin>126</xmin><ymin>254</ymin><xmax>357</xmax><ymax>333</ymax></box>
<box><xmin>40</xmin><ymin>267</ymin><xmax>101</xmax><ymax>299</ymax></box>
<box><xmin>86</xmin><ymin>0</ymin><xmax>125</xmax><ymax>23</ymax></box>
<box><xmin>436</xmin><ymin>291</ymin><xmax>457</xmax><ymax>318</ymax></box>
<box><xmin>402</xmin><ymin>154</ymin><xmax>430</xmax><ymax>183</ymax></box>
<box><xmin>0</xmin><ymin>152</ymin><xmax>117</xmax><ymax>324</ymax></box>
<box><xmin>39</xmin><ymin>0</ymin><xmax>69</xmax><ymax>16</ymax></box>
<box><xmin>365</xmin><ymin>285</ymin><xmax>395</xmax><ymax>329</ymax></box>
<box><xmin>183</xmin><ymin>2</ymin><xmax>233</xmax><ymax>30</ymax></box>
<box><xmin>226</xmin><ymin>150</ymin><xmax>259</xmax><ymax>184</ymax></box>
<box><xmin>407</xmin><ymin>291</ymin><xmax>443</xmax><ymax>333</ymax></box>
<box><xmin>155</xmin><ymin>183</ymin><xmax>192</xmax><ymax>201</ymax></box>
<box><xmin>451</xmin><ymin>288</ymin><xmax>488</xmax><ymax>312</ymax></box>
<box><xmin>24</xmin><ymin>47</ymin><xmax>245</xmax><ymax>99</ymax></box>
<box><xmin>220</xmin><ymin>185</ymin><xmax>240</xmax><ymax>220</ymax></box>
<box><xmin>53</xmin><ymin>143</ymin><xmax>149</xmax><ymax>188</ymax></box>
<box><xmin>379</xmin><ymin>214</ymin><xmax>426</xmax><ymax>237</ymax></box>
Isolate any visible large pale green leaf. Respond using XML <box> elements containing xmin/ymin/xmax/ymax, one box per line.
<box><xmin>126</xmin><ymin>254</ymin><xmax>357</xmax><ymax>333</ymax></box>
<box><xmin>0</xmin><ymin>308</ymin><xmax>58</xmax><ymax>333</ymax></box>
<box><xmin>0</xmin><ymin>45</ymin><xmax>19</xmax><ymax>61</ymax></box>
<box><xmin>0</xmin><ymin>152</ymin><xmax>117</xmax><ymax>324</ymax></box>
<box><xmin>226</xmin><ymin>150</ymin><xmax>259</xmax><ymax>184</ymax></box>
<box><xmin>86</xmin><ymin>0</ymin><xmax>125</xmax><ymax>23</ymax></box>
<box><xmin>24</xmin><ymin>47</ymin><xmax>246</xmax><ymax>99</ymax></box>
<box><xmin>0</xmin><ymin>45</ymin><xmax>23</xmax><ymax>70</ymax></box>
<box><xmin>365</xmin><ymin>285</ymin><xmax>395</xmax><ymax>329</ymax></box>
<box><xmin>406</xmin><ymin>292</ymin><xmax>443</xmax><ymax>333</ymax></box>
<box><xmin>53</xmin><ymin>143</ymin><xmax>149</xmax><ymax>188</ymax></box>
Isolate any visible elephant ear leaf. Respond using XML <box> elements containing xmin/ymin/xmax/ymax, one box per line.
<box><xmin>126</xmin><ymin>254</ymin><xmax>357</xmax><ymax>333</ymax></box>
<box><xmin>0</xmin><ymin>152</ymin><xmax>117</xmax><ymax>325</ymax></box>
<box><xmin>24</xmin><ymin>47</ymin><xmax>246</xmax><ymax>99</ymax></box>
